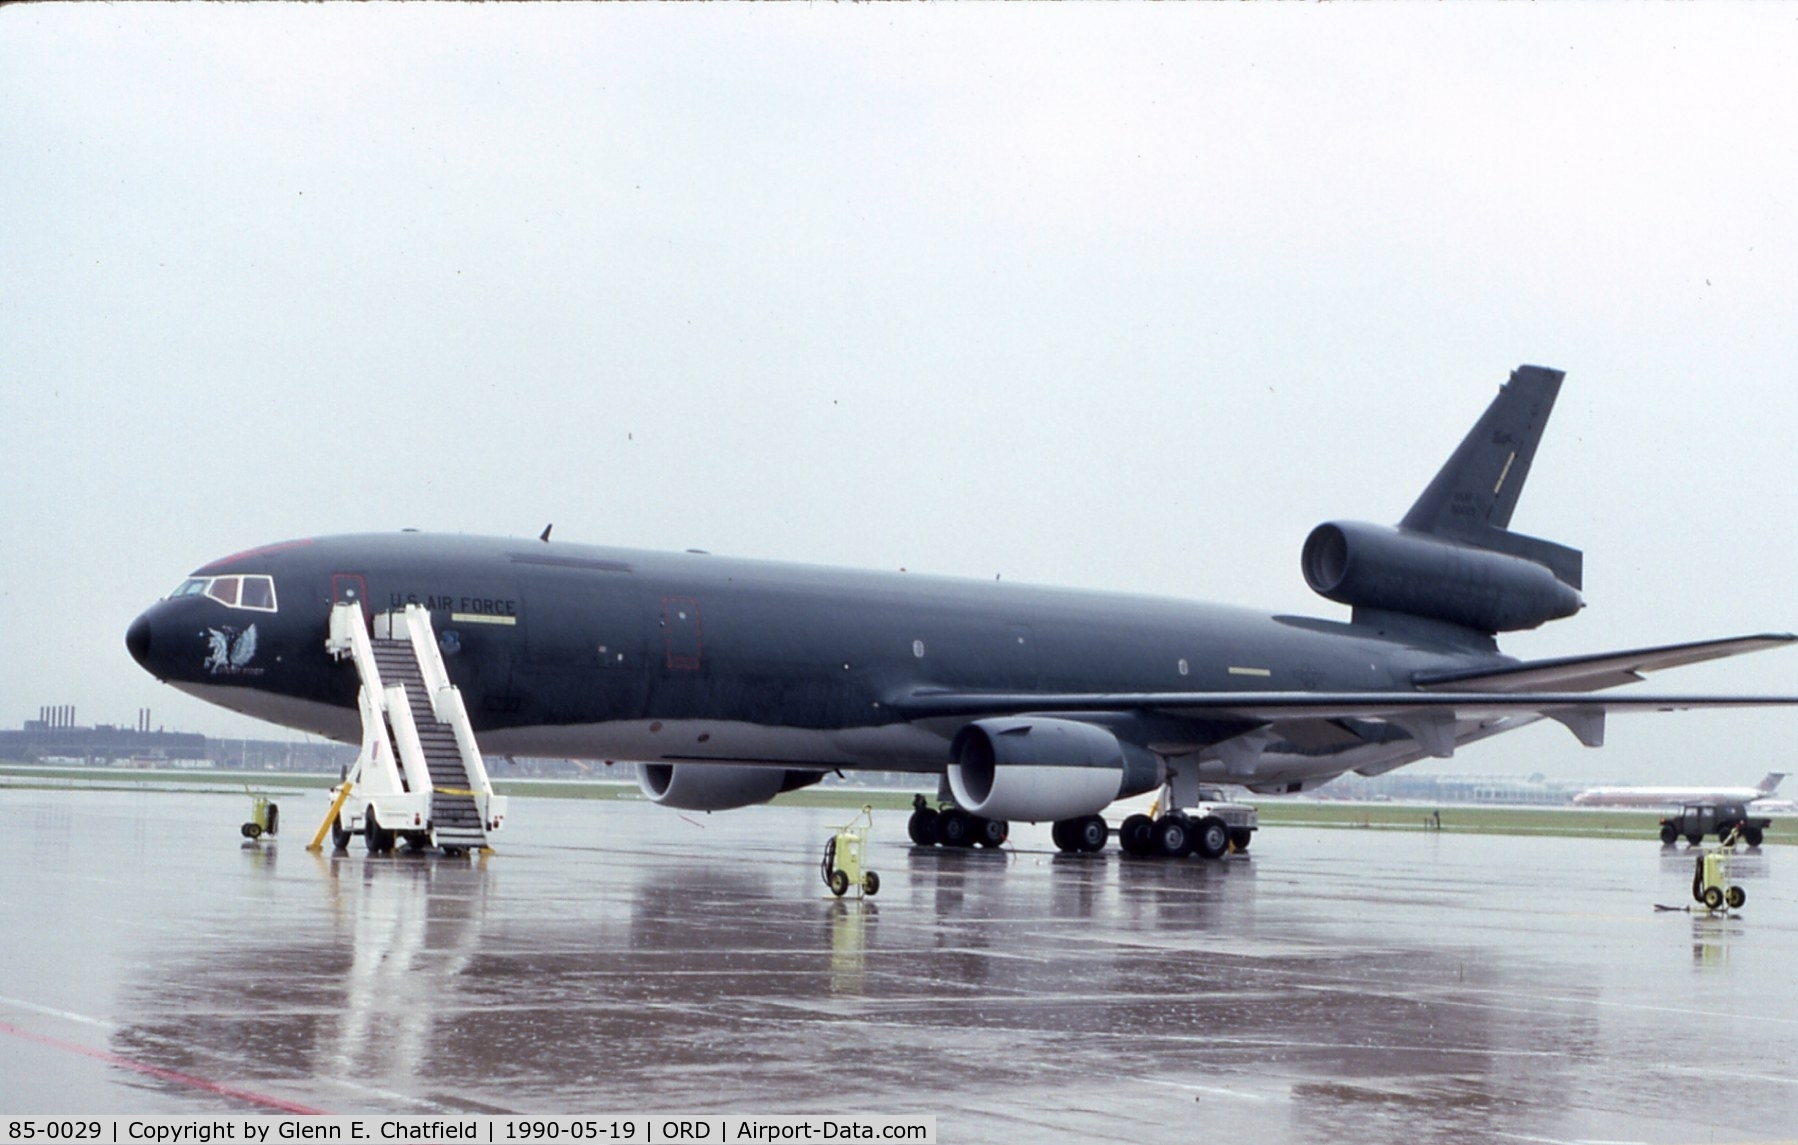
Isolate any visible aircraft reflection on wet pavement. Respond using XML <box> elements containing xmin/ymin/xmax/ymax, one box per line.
<box><xmin>61</xmin><ymin>795</ymin><xmax>1791</xmax><ymax>1139</ymax></box>
<box><xmin>125</xmin><ymin>366</ymin><xmax>1797</xmax><ymax>861</ymax></box>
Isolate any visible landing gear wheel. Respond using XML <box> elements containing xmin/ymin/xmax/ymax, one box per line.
<box><xmin>1051</xmin><ymin>819</ymin><xmax>1078</xmax><ymax>852</ymax></box>
<box><xmin>938</xmin><ymin>810</ymin><xmax>975</xmax><ymax>848</ymax></box>
<box><xmin>862</xmin><ymin>871</ymin><xmax>880</xmax><ymax>896</ymax></box>
<box><xmin>1228</xmin><ymin>827</ymin><xmax>1253</xmax><ymax>852</ymax></box>
<box><xmin>1194</xmin><ymin>816</ymin><xmax>1230</xmax><ymax>860</ymax></box>
<box><xmin>1120</xmin><ymin>814</ymin><xmax>1155</xmax><ymax>856</ymax></box>
<box><xmin>1702</xmin><ymin>885</ymin><xmax>1725</xmax><ymax>911</ymax></box>
<box><xmin>1074</xmin><ymin>814</ymin><xmax>1108</xmax><ymax>853</ymax></box>
<box><xmin>908</xmin><ymin>807</ymin><xmax>941</xmax><ymax>846</ymax></box>
<box><xmin>1660</xmin><ymin>823</ymin><xmax>1678</xmax><ymax>845</ymax></box>
<box><xmin>1726</xmin><ymin>885</ymin><xmax>1746</xmax><ymax>909</ymax></box>
<box><xmin>829</xmin><ymin>870</ymin><xmax>850</xmax><ymax>897</ymax></box>
<box><xmin>365</xmin><ymin>811</ymin><xmax>396</xmax><ymax>855</ymax></box>
<box><xmin>1154</xmin><ymin>815</ymin><xmax>1194</xmax><ymax>859</ymax></box>
<box><xmin>1743</xmin><ymin>827</ymin><xmax>1764</xmax><ymax>847</ymax></box>
<box><xmin>974</xmin><ymin>817</ymin><xmax>1009</xmax><ymax>848</ymax></box>
<box><xmin>331</xmin><ymin>818</ymin><xmax>352</xmax><ymax>852</ymax></box>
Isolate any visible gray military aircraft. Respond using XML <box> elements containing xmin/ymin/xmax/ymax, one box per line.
<box><xmin>126</xmin><ymin>366</ymin><xmax>1795</xmax><ymax>857</ymax></box>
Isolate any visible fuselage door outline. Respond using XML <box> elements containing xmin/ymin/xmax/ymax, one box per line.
<box><xmin>332</xmin><ymin>573</ymin><xmax>371</xmax><ymax>626</ymax></box>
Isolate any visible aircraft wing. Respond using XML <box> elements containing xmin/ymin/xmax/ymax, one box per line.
<box><xmin>1410</xmin><ymin>633</ymin><xmax>1798</xmax><ymax>693</ymax></box>
<box><xmin>896</xmin><ymin>684</ymin><xmax>1798</xmax><ymax>759</ymax></box>
<box><xmin>893</xmin><ymin>688</ymin><xmax>1798</xmax><ymax>723</ymax></box>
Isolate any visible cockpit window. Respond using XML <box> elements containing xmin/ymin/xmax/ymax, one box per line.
<box><xmin>239</xmin><ymin>575</ymin><xmax>276</xmax><ymax>610</ymax></box>
<box><xmin>169</xmin><ymin>574</ymin><xmax>278</xmax><ymax>612</ymax></box>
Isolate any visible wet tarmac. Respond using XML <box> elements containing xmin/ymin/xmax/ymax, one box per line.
<box><xmin>2</xmin><ymin>787</ymin><xmax>1796</xmax><ymax>1143</ymax></box>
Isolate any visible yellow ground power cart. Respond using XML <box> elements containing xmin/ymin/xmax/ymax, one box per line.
<box><xmin>1692</xmin><ymin>834</ymin><xmax>1747</xmax><ymax>912</ymax></box>
<box><xmin>821</xmin><ymin>805</ymin><xmax>880</xmax><ymax>897</ymax></box>
<box><xmin>241</xmin><ymin>787</ymin><xmax>280</xmax><ymax>840</ymax></box>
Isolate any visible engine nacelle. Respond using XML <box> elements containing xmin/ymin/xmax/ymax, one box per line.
<box><xmin>948</xmin><ymin>717</ymin><xmax>1160</xmax><ymax>823</ymax></box>
<box><xmin>637</xmin><ymin>763</ymin><xmax>823</xmax><ymax>811</ymax></box>
<box><xmin>1302</xmin><ymin>520</ymin><xmax>1582</xmax><ymax>633</ymax></box>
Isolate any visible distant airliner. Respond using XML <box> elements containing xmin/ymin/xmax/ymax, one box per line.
<box><xmin>1572</xmin><ymin>771</ymin><xmax>1789</xmax><ymax>808</ymax></box>
<box><xmin>125</xmin><ymin>366</ymin><xmax>1797</xmax><ymax>858</ymax></box>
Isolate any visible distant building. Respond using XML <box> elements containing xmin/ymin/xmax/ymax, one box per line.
<box><xmin>1311</xmin><ymin>771</ymin><xmax>1583</xmax><ymax>806</ymax></box>
<box><xmin>0</xmin><ymin>709</ymin><xmax>354</xmax><ymax>773</ymax></box>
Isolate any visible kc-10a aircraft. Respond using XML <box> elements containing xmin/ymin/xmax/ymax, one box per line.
<box><xmin>126</xmin><ymin>366</ymin><xmax>1796</xmax><ymax>858</ymax></box>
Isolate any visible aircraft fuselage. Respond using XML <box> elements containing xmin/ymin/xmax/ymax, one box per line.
<box><xmin>125</xmin><ymin>531</ymin><xmax>1500</xmax><ymax>781</ymax></box>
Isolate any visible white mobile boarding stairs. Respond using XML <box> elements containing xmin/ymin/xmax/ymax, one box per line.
<box><xmin>309</xmin><ymin>602</ymin><xmax>506</xmax><ymax>855</ymax></box>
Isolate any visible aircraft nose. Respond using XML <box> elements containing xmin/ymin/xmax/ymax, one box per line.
<box><xmin>126</xmin><ymin>612</ymin><xmax>153</xmax><ymax>668</ymax></box>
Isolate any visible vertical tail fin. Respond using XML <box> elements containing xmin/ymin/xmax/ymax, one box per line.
<box><xmin>1399</xmin><ymin>364</ymin><xmax>1582</xmax><ymax>591</ymax></box>
<box><xmin>1758</xmin><ymin>772</ymin><xmax>1789</xmax><ymax>794</ymax></box>
<box><xmin>1402</xmin><ymin>364</ymin><xmax>1564</xmax><ymax>536</ymax></box>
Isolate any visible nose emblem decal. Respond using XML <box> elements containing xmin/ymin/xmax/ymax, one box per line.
<box><xmin>203</xmin><ymin>624</ymin><xmax>262</xmax><ymax>675</ymax></box>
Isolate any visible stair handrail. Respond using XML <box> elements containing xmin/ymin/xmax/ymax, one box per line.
<box><xmin>400</xmin><ymin>605</ymin><xmax>497</xmax><ymax>804</ymax></box>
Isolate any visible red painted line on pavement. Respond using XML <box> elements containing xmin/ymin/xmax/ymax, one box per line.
<box><xmin>0</xmin><ymin>1019</ymin><xmax>326</xmax><ymax>1114</ymax></box>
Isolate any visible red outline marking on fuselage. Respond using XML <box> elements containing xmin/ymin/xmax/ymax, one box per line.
<box><xmin>196</xmin><ymin>538</ymin><xmax>316</xmax><ymax>574</ymax></box>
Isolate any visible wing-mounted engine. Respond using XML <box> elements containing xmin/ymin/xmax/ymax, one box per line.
<box><xmin>1302</xmin><ymin>365</ymin><xmax>1585</xmax><ymax>637</ymax></box>
<box><xmin>948</xmin><ymin>717</ymin><xmax>1161</xmax><ymax>823</ymax></box>
<box><xmin>638</xmin><ymin>763</ymin><xmax>824</xmax><ymax>811</ymax></box>
<box><xmin>1302</xmin><ymin>521</ymin><xmax>1582</xmax><ymax>634</ymax></box>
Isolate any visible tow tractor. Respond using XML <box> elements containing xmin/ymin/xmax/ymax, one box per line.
<box><xmin>1661</xmin><ymin>801</ymin><xmax>1769</xmax><ymax>847</ymax></box>
<box><xmin>821</xmin><ymin>805</ymin><xmax>881</xmax><ymax>898</ymax></box>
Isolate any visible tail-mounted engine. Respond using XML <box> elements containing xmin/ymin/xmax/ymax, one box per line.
<box><xmin>1302</xmin><ymin>520</ymin><xmax>1582</xmax><ymax>634</ymax></box>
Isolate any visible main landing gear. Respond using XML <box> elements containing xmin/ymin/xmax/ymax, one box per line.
<box><xmin>905</xmin><ymin>791</ymin><xmax>1256</xmax><ymax>861</ymax></box>
<box><xmin>908</xmin><ymin>795</ymin><xmax>1010</xmax><ymax>849</ymax></box>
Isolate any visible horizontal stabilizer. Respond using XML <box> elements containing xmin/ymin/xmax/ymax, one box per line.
<box><xmin>1412</xmin><ymin>633</ymin><xmax>1798</xmax><ymax>694</ymax></box>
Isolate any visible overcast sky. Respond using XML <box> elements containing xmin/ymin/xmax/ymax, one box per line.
<box><xmin>4</xmin><ymin>4</ymin><xmax>1796</xmax><ymax>785</ymax></box>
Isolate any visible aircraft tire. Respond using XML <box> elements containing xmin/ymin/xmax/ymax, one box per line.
<box><xmin>1702</xmin><ymin>885</ymin><xmax>1724</xmax><ymax>911</ymax></box>
<box><xmin>1119</xmin><ymin>814</ymin><xmax>1155</xmax><ymax>856</ymax></box>
<box><xmin>938</xmin><ymin>810</ymin><xmax>975</xmax><ymax>848</ymax></box>
<box><xmin>1154</xmin><ymin>815</ymin><xmax>1194</xmax><ymax>859</ymax></box>
<box><xmin>1744</xmin><ymin>827</ymin><xmax>1764</xmax><ymax>847</ymax></box>
<box><xmin>974</xmin><ymin>817</ymin><xmax>1009</xmax><ymax>849</ymax></box>
<box><xmin>908</xmin><ymin>808</ymin><xmax>941</xmax><ymax>847</ymax></box>
<box><xmin>1194</xmin><ymin>816</ymin><xmax>1230</xmax><ymax>860</ymax></box>
<box><xmin>1050</xmin><ymin>819</ymin><xmax>1077</xmax><ymax>852</ymax></box>
<box><xmin>862</xmin><ymin>871</ymin><xmax>880</xmax><ymax>896</ymax></box>
<box><xmin>829</xmin><ymin>870</ymin><xmax>849</xmax><ymax>897</ymax></box>
<box><xmin>1074</xmin><ymin>815</ymin><xmax>1108</xmax><ymax>853</ymax></box>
